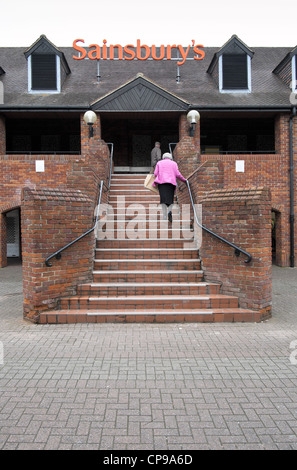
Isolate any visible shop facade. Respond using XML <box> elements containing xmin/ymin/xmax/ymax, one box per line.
<box><xmin>0</xmin><ymin>34</ymin><xmax>296</xmax><ymax>320</ymax></box>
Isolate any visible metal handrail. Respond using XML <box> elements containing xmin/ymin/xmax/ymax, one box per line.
<box><xmin>186</xmin><ymin>180</ymin><xmax>252</xmax><ymax>264</ymax></box>
<box><xmin>45</xmin><ymin>180</ymin><xmax>104</xmax><ymax>267</ymax></box>
<box><xmin>106</xmin><ymin>142</ymin><xmax>114</xmax><ymax>190</ymax></box>
<box><xmin>45</xmin><ymin>142</ymin><xmax>113</xmax><ymax>267</ymax></box>
<box><xmin>169</xmin><ymin>143</ymin><xmax>252</xmax><ymax>263</ymax></box>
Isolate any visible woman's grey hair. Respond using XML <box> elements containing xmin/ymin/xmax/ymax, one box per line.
<box><xmin>162</xmin><ymin>152</ymin><xmax>173</xmax><ymax>160</ymax></box>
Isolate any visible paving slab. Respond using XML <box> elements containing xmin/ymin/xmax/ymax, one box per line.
<box><xmin>0</xmin><ymin>260</ymin><xmax>297</xmax><ymax>450</ymax></box>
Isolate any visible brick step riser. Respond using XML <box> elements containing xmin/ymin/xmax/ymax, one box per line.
<box><xmin>93</xmin><ymin>261</ymin><xmax>201</xmax><ymax>270</ymax></box>
<box><xmin>96</xmin><ymin>240</ymin><xmax>194</xmax><ymax>248</ymax></box>
<box><xmin>98</xmin><ymin>218</ymin><xmax>190</xmax><ymax>223</ymax></box>
<box><xmin>77</xmin><ymin>284</ymin><xmax>220</xmax><ymax>296</ymax></box>
<box><xmin>107</xmin><ymin>202</ymin><xmax>163</xmax><ymax>208</ymax></box>
<box><xmin>109</xmin><ymin>185</ymin><xmax>151</xmax><ymax>190</ymax></box>
<box><xmin>95</xmin><ymin>251</ymin><xmax>198</xmax><ymax>259</ymax></box>
<box><xmin>60</xmin><ymin>297</ymin><xmax>239</xmax><ymax>310</ymax></box>
<box><xmin>112</xmin><ymin>175</ymin><xmax>149</xmax><ymax>179</ymax></box>
<box><xmin>108</xmin><ymin>197</ymin><xmax>161</xmax><ymax>202</ymax></box>
<box><xmin>41</xmin><ymin>310</ymin><xmax>261</xmax><ymax>324</ymax></box>
<box><xmin>97</xmin><ymin>231</ymin><xmax>193</xmax><ymax>239</ymax></box>
<box><xmin>109</xmin><ymin>190</ymin><xmax>160</xmax><ymax>195</ymax></box>
<box><xmin>92</xmin><ymin>272</ymin><xmax>204</xmax><ymax>283</ymax></box>
<box><xmin>100</xmin><ymin>220</ymin><xmax>191</xmax><ymax>227</ymax></box>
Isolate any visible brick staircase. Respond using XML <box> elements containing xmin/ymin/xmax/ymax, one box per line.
<box><xmin>40</xmin><ymin>173</ymin><xmax>258</xmax><ymax>323</ymax></box>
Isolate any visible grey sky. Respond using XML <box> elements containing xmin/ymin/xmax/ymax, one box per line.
<box><xmin>1</xmin><ymin>0</ymin><xmax>296</xmax><ymax>48</ymax></box>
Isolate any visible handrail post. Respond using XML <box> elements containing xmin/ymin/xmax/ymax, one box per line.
<box><xmin>45</xmin><ymin>180</ymin><xmax>105</xmax><ymax>267</ymax></box>
<box><xmin>186</xmin><ymin>180</ymin><xmax>252</xmax><ymax>264</ymax></box>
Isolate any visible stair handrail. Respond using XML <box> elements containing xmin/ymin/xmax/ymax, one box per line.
<box><xmin>186</xmin><ymin>180</ymin><xmax>252</xmax><ymax>264</ymax></box>
<box><xmin>45</xmin><ymin>180</ymin><xmax>104</xmax><ymax>267</ymax></box>
<box><xmin>45</xmin><ymin>143</ymin><xmax>113</xmax><ymax>267</ymax></box>
<box><xmin>168</xmin><ymin>143</ymin><xmax>252</xmax><ymax>263</ymax></box>
<box><xmin>106</xmin><ymin>142</ymin><xmax>114</xmax><ymax>190</ymax></box>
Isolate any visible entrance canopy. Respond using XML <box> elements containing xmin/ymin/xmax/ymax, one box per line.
<box><xmin>91</xmin><ymin>74</ymin><xmax>189</xmax><ymax>112</ymax></box>
<box><xmin>92</xmin><ymin>75</ymin><xmax>188</xmax><ymax>171</ymax></box>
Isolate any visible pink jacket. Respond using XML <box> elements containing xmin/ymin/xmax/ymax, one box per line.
<box><xmin>153</xmin><ymin>158</ymin><xmax>186</xmax><ymax>186</ymax></box>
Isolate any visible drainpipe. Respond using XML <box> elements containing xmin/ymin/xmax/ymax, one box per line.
<box><xmin>289</xmin><ymin>106</ymin><xmax>296</xmax><ymax>267</ymax></box>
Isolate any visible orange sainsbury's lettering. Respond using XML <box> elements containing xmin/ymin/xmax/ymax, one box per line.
<box><xmin>194</xmin><ymin>44</ymin><xmax>205</xmax><ymax>60</ymax></box>
<box><xmin>72</xmin><ymin>39</ymin><xmax>205</xmax><ymax>63</ymax></box>
<box><xmin>88</xmin><ymin>44</ymin><xmax>101</xmax><ymax>60</ymax></box>
<box><xmin>124</xmin><ymin>44</ymin><xmax>136</xmax><ymax>60</ymax></box>
<box><xmin>73</xmin><ymin>39</ymin><xmax>87</xmax><ymax>60</ymax></box>
<box><xmin>136</xmin><ymin>40</ymin><xmax>150</xmax><ymax>60</ymax></box>
<box><xmin>109</xmin><ymin>44</ymin><xmax>124</xmax><ymax>60</ymax></box>
<box><xmin>166</xmin><ymin>44</ymin><xmax>177</xmax><ymax>60</ymax></box>
<box><xmin>151</xmin><ymin>45</ymin><xmax>165</xmax><ymax>61</ymax></box>
<box><xmin>177</xmin><ymin>44</ymin><xmax>191</xmax><ymax>66</ymax></box>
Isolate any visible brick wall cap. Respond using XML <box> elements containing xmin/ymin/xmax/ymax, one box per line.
<box><xmin>200</xmin><ymin>186</ymin><xmax>270</xmax><ymax>204</ymax></box>
<box><xmin>22</xmin><ymin>187</ymin><xmax>93</xmax><ymax>203</ymax></box>
<box><xmin>187</xmin><ymin>159</ymin><xmax>223</xmax><ymax>180</ymax></box>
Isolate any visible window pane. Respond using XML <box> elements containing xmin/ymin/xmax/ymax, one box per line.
<box><xmin>223</xmin><ymin>54</ymin><xmax>248</xmax><ymax>89</ymax></box>
<box><xmin>31</xmin><ymin>54</ymin><xmax>57</xmax><ymax>90</ymax></box>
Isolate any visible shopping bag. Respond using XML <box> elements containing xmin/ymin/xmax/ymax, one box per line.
<box><xmin>144</xmin><ymin>173</ymin><xmax>159</xmax><ymax>194</ymax></box>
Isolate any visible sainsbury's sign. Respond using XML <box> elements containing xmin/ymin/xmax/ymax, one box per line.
<box><xmin>73</xmin><ymin>39</ymin><xmax>205</xmax><ymax>66</ymax></box>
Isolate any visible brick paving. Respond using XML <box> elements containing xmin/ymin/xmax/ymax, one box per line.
<box><xmin>0</xmin><ymin>260</ymin><xmax>297</xmax><ymax>450</ymax></box>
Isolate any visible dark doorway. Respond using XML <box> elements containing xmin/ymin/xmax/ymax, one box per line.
<box><xmin>101</xmin><ymin>114</ymin><xmax>179</xmax><ymax>168</ymax></box>
<box><xmin>6</xmin><ymin>208</ymin><xmax>22</xmax><ymax>261</ymax></box>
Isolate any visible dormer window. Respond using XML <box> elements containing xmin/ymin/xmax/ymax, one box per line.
<box><xmin>292</xmin><ymin>55</ymin><xmax>297</xmax><ymax>91</ymax></box>
<box><xmin>273</xmin><ymin>46</ymin><xmax>297</xmax><ymax>92</ymax></box>
<box><xmin>220</xmin><ymin>53</ymin><xmax>251</xmax><ymax>93</ymax></box>
<box><xmin>29</xmin><ymin>53</ymin><xmax>60</xmax><ymax>92</ymax></box>
<box><xmin>207</xmin><ymin>35</ymin><xmax>254</xmax><ymax>94</ymax></box>
<box><xmin>25</xmin><ymin>35</ymin><xmax>70</xmax><ymax>94</ymax></box>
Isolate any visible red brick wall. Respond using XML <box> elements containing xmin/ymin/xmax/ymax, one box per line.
<box><xmin>197</xmin><ymin>113</ymin><xmax>297</xmax><ymax>266</ymax></box>
<box><xmin>199</xmin><ymin>187</ymin><xmax>272</xmax><ymax>319</ymax></box>
<box><xmin>174</xmin><ymin>114</ymin><xmax>200</xmax><ymax>177</ymax></box>
<box><xmin>0</xmin><ymin>212</ymin><xmax>6</xmax><ymax>268</ymax></box>
<box><xmin>0</xmin><ymin>112</ymin><xmax>111</xmax><ymax>319</ymax></box>
<box><xmin>22</xmin><ymin>188</ymin><xmax>95</xmax><ymax>322</ymax></box>
<box><xmin>0</xmin><ymin>113</ymin><xmax>111</xmax><ymax>267</ymax></box>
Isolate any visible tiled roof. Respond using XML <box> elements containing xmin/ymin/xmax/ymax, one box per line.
<box><xmin>0</xmin><ymin>36</ymin><xmax>295</xmax><ymax>110</ymax></box>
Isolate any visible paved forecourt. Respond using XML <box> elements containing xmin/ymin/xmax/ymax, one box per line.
<box><xmin>0</xmin><ymin>261</ymin><xmax>297</xmax><ymax>450</ymax></box>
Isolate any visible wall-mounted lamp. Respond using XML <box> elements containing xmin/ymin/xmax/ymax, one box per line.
<box><xmin>83</xmin><ymin>110</ymin><xmax>97</xmax><ymax>138</ymax></box>
<box><xmin>187</xmin><ymin>110</ymin><xmax>200</xmax><ymax>137</ymax></box>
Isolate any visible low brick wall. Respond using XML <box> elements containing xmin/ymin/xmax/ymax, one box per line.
<box><xmin>22</xmin><ymin>188</ymin><xmax>95</xmax><ymax>322</ymax></box>
<box><xmin>199</xmin><ymin>187</ymin><xmax>272</xmax><ymax>319</ymax></box>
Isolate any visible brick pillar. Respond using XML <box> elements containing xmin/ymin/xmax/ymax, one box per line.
<box><xmin>173</xmin><ymin>114</ymin><xmax>200</xmax><ymax>178</ymax></box>
<box><xmin>81</xmin><ymin>112</ymin><xmax>102</xmax><ymax>155</ymax></box>
<box><xmin>294</xmin><ymin>114</ymin><xmax>297</xmax><ymax>266</ymax></box>
<box><xmin>274</xmin><ymin>113</ymin><xmax>291</xmax><ymax>266</ymax></box>
<box><xmin>199</xmin><ymin>187</ymin><xmax>272</xmax><ymax>319</ymax></box>
<box><xmin>22</xmin><ymin>188</ymin><xmax>95</xmax><ymax>322</ymax></box>
<box><xmin>0</xmin><ymin>115</ymin><xmax>5</xmax><ymax>155</ymax></box>
<box><xmin>74</xmin><ymin>112</ymin><xmax>111</xmax><ymax>202</ymax></box>
<box><xmin>0</xmin><ymin>212</ymin><xmax>7</xmax><ymax>268</ymax></box>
